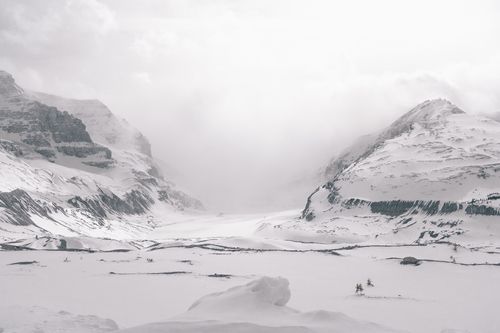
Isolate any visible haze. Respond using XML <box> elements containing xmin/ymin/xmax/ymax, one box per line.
<box><xmin>1</xmin><ymin>0</ymin><xmax>500</xmax><ymax>212</ymax></box>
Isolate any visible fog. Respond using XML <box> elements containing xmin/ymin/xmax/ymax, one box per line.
<box><xmin>2</xmin><ymin>0</ymin><xmax>500</xmax><ymax>212</ymax></box>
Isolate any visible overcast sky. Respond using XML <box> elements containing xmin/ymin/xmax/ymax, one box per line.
<box><xmin>1</xmin><ymin>0</ymin><xmax>500</xmax><ymax>211</ymax></box>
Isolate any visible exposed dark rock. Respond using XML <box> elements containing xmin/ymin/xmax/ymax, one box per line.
<box><xmin>82</xmin><ymin>161</ymin><xmax>114</xmax><ymax>168</ymax></box>
<box><xmin>440</xmin><ymin>202</ymin><xmax>460</xmax><ymax>214</ymax></box>
<box><xmin>465</xmin><ymin>204</ymin><xmax>500</xmax><ymax>216</ymax></box>
<box><xmin>477</xmin><ymin>168</ymin><xmax>490</xmax><ymax>179</ymax></box>
<box><xmin>419</xmin><ymin>201</ymin><xmax>440</xmax><ymax>215</ymax></box>
<box><xmin>68</xmin><ymin>196</ymin><xmax>108</xmax><ymax>219</ymax></box>
<box><xmin>8</xmin><ymin>261</ymin><xmax>38</xmax><ymax>265</ymax></box>
<box><xmin>437</xmin><ymin>220</ymin><xmax>460</xmax><ymax>228</ymax></box>
<box><xmin>343</xmin><ymin>198</ymin><xmax>370</xmax><ymax>209</ymax></box>
<box><xmin>21</xmin><ymin>132</ymin><xmax>51</xmax><ymax>147</ymax></box>
<box><xmin>400</xmin><ymin>256</ymin><xmax>420</xmax><ymax>265</ymax></box>
<box><xmin>0</xmin><ymin>189</ymin><xmax>56</xmax><ymax>226</ymax></box>
<box><xmin>487</xmin><ymin>193</ymin><xmax>500</xmax><ymax>200</ymax></box>
<box><xmin>158</xmin><ymin>190</ymin><xmax>169</xmax><ymax>202</ymax></box>
<box><xmin>301</xmin><ymin>187</ymin><xmax>319</xmax><ymax>220</ymax></box>
<box><xmin>398</xmin><ymin>217</ymin><xmax>413</xmax><ymax>225</ymax></box>
<box><xmin>34</xmin><ymin>147</ymin><xmax>56</xmax><ymax>159</ymax></box>
<box><xmin>68</xmin><ymin>189</ymin><xmax>155</xmax><ymax>219</ymax></box>
<box><xmin>371</xmin><ymin>200</ymin><xmax>466</xmax><ymax>217</ymax></box>
<box><xmin>0</xmin><ymin>77</ymin><xmax>113</xmax><ymax>163</ymax></box>
<box><xmin>58</xmin><ymin>239</ymin><xmax>67</xmax><ymax>250</ymax></box>
<box><xmin>325</xmin><ymin>182</ymin><xmax>341</xmax><ymax>204</ymax></box>
<box><xmin>56</xmin><ymin>145</ymin><xmax>112</xmax><ymax>159</ymax></box>
<box><xmin>34</xmin><ymin>102</ymin><xmax>92</xmax><ymax>143</ymax></box>
<box><xmin>304</xmin><ymin>211</ymin><xmax>316</xmax><ymax>221</ymax></box>
<box><xmin>124</xmin><ymin>190</ymin><xmax>155</xmax><ymax>214</ymax></box>
<box><xmin>0</xmin><ymin>140</ymin><xmax>23</xmax><ymax>157</ymax></box>
<box><xmin>370</xmin><ymin>200</ymin><xmax>416</xmax><ymax>217</ymax></box>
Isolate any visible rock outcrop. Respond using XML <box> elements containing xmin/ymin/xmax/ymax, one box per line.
<box><xmin>0</xmin><ymin>70</ymin><xmax>112</xmax><ymax>164</ymax></box>
<box><xmin>26</xmin><ymin>90</ymin><xmax>152</xmax><ymax>157</ymax></box>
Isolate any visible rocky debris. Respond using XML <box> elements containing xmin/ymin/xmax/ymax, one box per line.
<box><xmin>400</xmin><ymin>256</ymin><xmax>420</xmax><ymax>265</ymax></box>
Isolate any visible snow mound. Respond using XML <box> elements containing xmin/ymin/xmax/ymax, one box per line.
<box><xmin>0</xmin><ymin>306</ymin><xmax>119</xmax><ymax>333</ymax></box>
<box><xmin>117</xmin><ymin>277</ymin><xmax>401</xmax><ymax>333</ymax></box>
<box><xmin>188</xmin><ymin>276</ymin><xmax>291</xmax><ymax>313</ymax></box>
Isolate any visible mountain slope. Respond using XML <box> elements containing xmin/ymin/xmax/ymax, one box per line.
<box><xmin>258</xmin><ymin>100</ymin><xmax>500</xmax><ymax>246</ymax></box>
<box><xmin>0</xmin><ymin>70</ymin><xmax>203</xmax><ymax>241</ymax></box>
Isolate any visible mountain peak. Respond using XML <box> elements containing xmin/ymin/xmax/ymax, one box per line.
<box><xmin>0</xmin><ymin>70</ymin><xmax>29</xmax><ymax>102</ymax></box>
<box><xmin>395</xmin><ymin>99</ymin><xmax>465</xmax><ymax>128</ymax></box>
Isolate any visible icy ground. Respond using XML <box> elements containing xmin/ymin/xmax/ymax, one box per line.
<box><xmin>1</xmin><ymin>210</ymin><xmax>499</xmax><ymax>333</ymax></box>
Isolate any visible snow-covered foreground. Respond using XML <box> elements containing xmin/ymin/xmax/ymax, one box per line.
<box><xmin>1</xmin><ymin>216</ymin><xmax>499</xmax><ymax>333</ymax></box>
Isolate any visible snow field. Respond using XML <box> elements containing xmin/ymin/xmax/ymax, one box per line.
<box><xmin>1</xmin><ymin>241</ymin><xmax>499</xmax><ymax>332</ymax></box>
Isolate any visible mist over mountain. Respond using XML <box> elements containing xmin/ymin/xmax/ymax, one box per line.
<box><xmin>272</xmin><ymin>99</ymin><xmax>500</xmax><ymax>245</ymax></box>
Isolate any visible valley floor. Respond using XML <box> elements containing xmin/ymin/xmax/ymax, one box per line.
<box><xmin>1</xmin><ymin>210</ymin><xmax>500</xmax><ymax>332</ymax></box>
<box><xmin>1</xmin><ymin>219</ymin><xmax>500</xmax><ymax>332</ymax></box>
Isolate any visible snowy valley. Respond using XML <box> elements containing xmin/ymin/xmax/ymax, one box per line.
<box><xmin>0</xmin><ymin>71</ymin><xmax>499</xmax><ymax>333</ymax></box>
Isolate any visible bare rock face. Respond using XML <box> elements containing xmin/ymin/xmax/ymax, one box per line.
<box><xmin>0</xmin><ymin>70</ymin><xmax>112</xmax><ymax>164</ymax></box>
<box><xmin>401</xmin><ymin>257</ymin><xmax>420</xmax><ymax>265</ymax></box>
<box><xmin>26</xmin><ymin>90</ymin><xmax>153</xmax><ymax>158</ymax></box>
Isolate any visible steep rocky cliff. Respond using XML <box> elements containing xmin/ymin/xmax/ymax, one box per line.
<box><xmin>26</xmin><ymin>90</ymin><xmax>152</xmax><ymax>158</ymax></box>
<box><xmin>0</xmin><ymin>70</ymin><xmax>113</xmax><ymax>165</ymax></box>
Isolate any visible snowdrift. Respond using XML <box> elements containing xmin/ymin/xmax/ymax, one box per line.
<box><xmin>117</xmin><ymin>276</ymin><xmax>401</xmax><ymax>333</ymax></box>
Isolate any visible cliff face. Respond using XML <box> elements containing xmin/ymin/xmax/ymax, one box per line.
<box><xmin>0</xmin><ymin>70</ymin><xmax>113</xmax><ymax>164</ymax></box>
<box><xmin>26</xmin><ymin>90</ymin><xmax>152</xmax><ymax>158</ymax></box>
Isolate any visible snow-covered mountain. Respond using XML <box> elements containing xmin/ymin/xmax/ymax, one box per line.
<box><xmin>0</xmin><ymin>70</ymin><xmax>203</xmax><ymax>241</ymax></box>
<box><xmin>266</xmin><ymin>99</ymin><xmax>500</xmax><ymax>245</ymax></box>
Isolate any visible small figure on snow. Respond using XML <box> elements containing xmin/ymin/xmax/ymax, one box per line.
<box><xmin>355</xmin><ymin>283</ymin><xmax>364</xmax><ymax>295</ymax></box>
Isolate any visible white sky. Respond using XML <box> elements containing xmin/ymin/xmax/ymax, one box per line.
<box><xmin>1</xmin><ymin>0</ymin><xmax>500</xmax><ymax>211</ymax></box>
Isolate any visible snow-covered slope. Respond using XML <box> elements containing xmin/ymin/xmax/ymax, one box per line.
<box><xmin>0</xmin><ymin>70</ymin><xmax>204</xmax><ymax>240</ymax></box>
<box><xmin>118</xmin><ymin>276</ymin><xmax>400</xmax><ymax>333</ymax></box>
<box><xmin>281</xmin><ymin>99</ymin><xmax>500</xmax><ymax>245</ymax></box>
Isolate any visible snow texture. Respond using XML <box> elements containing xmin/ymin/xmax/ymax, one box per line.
<box><xmin>117</xmin><ymin>276</ymin><xmax>400</xmax><ymax>333</ymax></box>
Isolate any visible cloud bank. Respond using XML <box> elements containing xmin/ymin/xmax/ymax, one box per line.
<box><xmin>1</xmin><ymin>0</ymin><xmax>500</xmax><ymax>211</ymax></box>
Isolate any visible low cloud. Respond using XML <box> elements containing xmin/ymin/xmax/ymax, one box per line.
<box><xmin>2</xmin><ymin>0</ymin><xmax>500</xmax><ymax>211</ymax></box>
